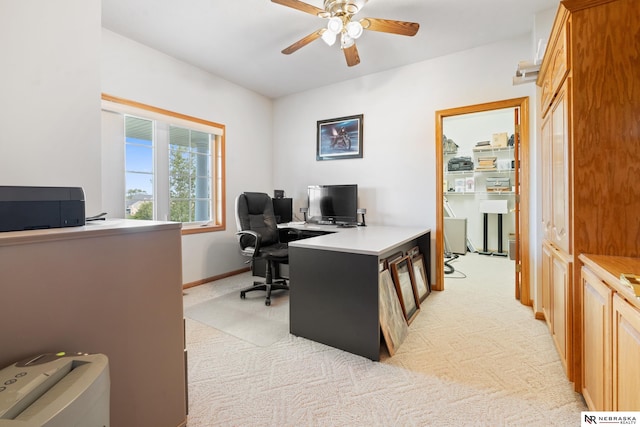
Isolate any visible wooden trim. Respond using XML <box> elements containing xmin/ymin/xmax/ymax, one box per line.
<box><xmin>101</xmin><ymin>93</ymin><xmax>227</xmax><ymax>232</ymax></box>
<box><xmin>101</xmin><ymin>93</ymin><xmax>225</xmax><ymax>131</ymax></box>
<box><xmin>434</xmin><ymin>110</ymin><xmax>444</xmax><ymax>292</ymax></box>
<box><xmin>435</xmin><ymin>97</ymin><xmax>531</xmax><ymax>305</ymax></box>
<box><xmin>182</xmin><ymin>267</ymin><xmax>250</xmax><ymax>289</ymax></box>
<box><xmin>519</xmin><ymin>97</ymin><xmax>532</xmax><ymax>306</ymax></box>
<box><xmin>562</xmin><ymin>0</ymin><xmax>618</xmax><ymax>12</ymax></box>
<box><xmin>218</xmin><ymin>131</ymin><xmax>227</xmax><ymax>232</ymax></box>
<box><xmin>181</xmin><ymin>224</ymin><xmax>226</xmax><ymax>235</ymax></box>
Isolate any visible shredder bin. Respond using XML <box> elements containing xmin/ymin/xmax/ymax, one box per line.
<box><xmin>0</xmin><ymin>353</ymin><xmax>110</xmax><ymax>427</ymax></box>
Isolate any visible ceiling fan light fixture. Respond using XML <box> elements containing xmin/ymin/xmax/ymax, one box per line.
<box><xmin>345</xmin><ymin>21</ymin><xmax>363</xmax><ymax>39</ymax></box>
<box><xmin>327</xmin><ymin>16</ymin><xmax>343</xmax><ymax>34</ymax></box>
<box><xmin>341</xmin><ymin>33</ymin><xmax>355</xmax><ymax>49</ymax></box>
<box><xmin>322</xmin><ymin>30</ymin><xmax>337</xmax><ymax>46</ymax></box>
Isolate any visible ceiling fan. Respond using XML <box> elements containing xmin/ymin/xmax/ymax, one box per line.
<box><xmin>272</xmin><ymin>0</ymin><xmax>420</xmax><ymax>67</ymax></box>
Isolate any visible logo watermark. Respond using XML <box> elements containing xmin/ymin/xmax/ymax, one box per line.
<box><xmin>582</xmin><ymin>412</ymin><xmax>640</xmax><ymax>426</ymax></box>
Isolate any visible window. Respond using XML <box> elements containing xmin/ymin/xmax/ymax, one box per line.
<box><xmin>103</xmin><ymin>94</ymin><xmax>225</xmax><ymax>234</ymax></box>
<box><xmin>168</xmin><ymin>126</ymin><xmax>212</xmax><ymax>223</ymax></box>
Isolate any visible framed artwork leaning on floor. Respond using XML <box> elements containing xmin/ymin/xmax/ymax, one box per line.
<box><xmin>379</xmin><ymin>268</ymin><xmax>408</xmax><ymax>356</ymax></box>
<box><xmin>390</xmin><ymin>255</ymin><xmax>419</xmax><ymax>324</ymax></box>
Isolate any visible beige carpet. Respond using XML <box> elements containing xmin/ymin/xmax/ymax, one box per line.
<box><xmin>183</xmin><ymin>253</ymin><xmax>586</xmax><ymax>426</ymax></box>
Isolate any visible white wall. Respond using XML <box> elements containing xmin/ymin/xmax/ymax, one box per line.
<box><xmin>273</xmin><ymin>35</ymin><xmax>538</xmax><ymax>283</ymax></box>
<box><xmin>534</xmin><ymin>7</ymin><xmax>557</xmax><ymax>62</ymax></box>
<box><xmin>0</xmin><ymin>0</ymin><xmax>102</xmax><ymax>214</ymax></box>
<box><xmin>101</xmin><ymin>30</ymin><xmax>274</xmax><ymax>284</ymax></box>
<box><xmin>1</xmin><ymin>1</ymin><xmax>555</xmax><ymax>292</ymax></box>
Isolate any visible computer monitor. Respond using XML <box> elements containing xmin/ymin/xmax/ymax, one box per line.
<box><xmin>307</xmin><ymin>184</ymin><xmax>358</xmax><ymax>225</ymax></box>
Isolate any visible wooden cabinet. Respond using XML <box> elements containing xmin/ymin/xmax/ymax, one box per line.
<box><xmin>613</xmin><ymin>293</ymin><xmax>640</xmax><ymax>410</ymax></box>
<box><xmin>581</xmin><ymin>266</ymin><xmax>612</xmax><ymax>411</ymax></box>
<box><xmin>580</xmin><ymin>255</ymin><xmax>640</xmax><ymax>411</ymax></box>
<box><xmin>542</xmin><ymin>241</ymin><xmax>572</xmax><ymax>376</ymax></box>
<box><xmin>540</xmin><ymin>81</ymin><xmax>570</xmax><ymax>252</ymax></box>
<box><xmin>537</xmin><ymin>0</ymin><xmax>640</xmax><ymax>389</ymax></box>
<box><xmin>540</xmin><ymin>19</ymin><xmax>569</xmax><ymax>114</ymax></box>
<box><xmin>552</xmin><ymin>250</ymin><xmax>571</xmax><ymax>370</ymax></box>
<box><xmin>549</xmin><ymin>81</ymin><xmax>570</xmax><ymax>254</ymax></box>
<box><xmin>541</xmin><ymin>243</ymin><xmax>552</xmax><ymax>327</ymax></box>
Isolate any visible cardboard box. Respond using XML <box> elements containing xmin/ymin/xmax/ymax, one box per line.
<box><xmin>486</xmin><ymin>176</ymin><xmax>510</xmax><ymax>191</ymax></box>
<box><xmin>491</xmin><ymin>132</ymin><xmax>508</xmax><ymax>147</ymax></box>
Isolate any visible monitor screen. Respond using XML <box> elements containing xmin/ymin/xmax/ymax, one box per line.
<box><xmin>307</xmin><ymin>184</ymin><xmax>358</xmax><ymax>225</ymax></box>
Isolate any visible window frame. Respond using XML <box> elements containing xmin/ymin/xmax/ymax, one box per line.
<box><xmin>102</xmin><ymin>93</ymin><xmax>226</xmax><ymax>235</ymax></box>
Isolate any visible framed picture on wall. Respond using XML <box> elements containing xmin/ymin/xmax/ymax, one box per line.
<box><xmin>316</xmin><ymin>114</ymin><xmax>363</xmax><ymax>160</ymax></box>
<box><xmin>390</xmin><ymin>255</ymin><xmax>419</xmax><ymax>324</ymax></box>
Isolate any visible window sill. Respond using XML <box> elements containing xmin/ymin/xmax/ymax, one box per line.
<box><xmin>181</xmin><ymin>223</ymin><xmax>225</xmax><ymax>235</ymax></box>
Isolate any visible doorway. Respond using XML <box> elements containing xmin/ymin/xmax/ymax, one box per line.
<box><xmin>434</xmin><ymin>97</ymin><xmax>531</xmax><ymax>306</ymax></box>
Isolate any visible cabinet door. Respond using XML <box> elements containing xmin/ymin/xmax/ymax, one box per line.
<box><xmin>550</xmin><ymin>82</ymin><xmax>571</xmax><ymax>253</ymax></box>
<box><xmin>582</xmin><ymin>267</ymin><xmax>612</xmax><ymax>411</ymax></box>
<box><xmin>613</xmin><ymin>294</ymin><xmax>640</xmax><ymax>410</ymax></box>
<box><xmin>551</xmin><ymin>249</ymin><xmax>571</xmax><ymax>376</ymax></box>
<box><xmin>541</xmin><ymin>242</ymin><xmax>553</xmax><ymax>329</ymax></box>
<box><xmin>541</xmin><ymin>113</ymin><xmax>553</xmax><ymax>241</ymax></box>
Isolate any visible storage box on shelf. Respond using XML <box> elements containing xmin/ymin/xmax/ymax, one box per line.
<box><xmin>444</xmin><ymin>146</ymin><xmax>515</xmax><ymax>196</ymax></box>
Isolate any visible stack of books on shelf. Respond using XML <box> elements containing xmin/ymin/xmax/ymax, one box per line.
<box><xmin>476</xmin><ymin>156</ymin><xmax>497</xmax><ymax>171</ymax></box>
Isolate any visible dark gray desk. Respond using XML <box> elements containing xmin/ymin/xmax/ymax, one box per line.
<box><xmin>286</xmin><ymin>224</ymin><xmax>431</xmax><ymax>361</ymax></box>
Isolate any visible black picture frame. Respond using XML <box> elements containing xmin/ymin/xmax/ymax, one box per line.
<box><xmin>316</xmin><ymin>114</ymin><xmax>363</xmax><ymax>160</ymax></box>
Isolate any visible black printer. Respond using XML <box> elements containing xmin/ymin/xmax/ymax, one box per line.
<box><xmin>447</xmin><ymin>156</ymin><xmax>474</xmax><ymax>171</ymax></box>
<box><xmin>0</xmin><ymin>186</ymin><xmax>85</xmax><ymax>232</ymax></box>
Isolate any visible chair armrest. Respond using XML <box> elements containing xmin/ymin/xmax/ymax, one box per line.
<box><xmin>236</xmin><ymin>230</ymin><xmax>262</xmax><ymax>255</ymax></box>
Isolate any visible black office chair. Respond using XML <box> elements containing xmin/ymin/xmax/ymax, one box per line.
<box><xmin>235</xmin><ymin>192</ymin><xmax>291</xmax><ymax>306</ymax></box>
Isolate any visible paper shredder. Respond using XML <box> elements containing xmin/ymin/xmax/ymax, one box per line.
<box><xmin>0</xmin><ymin>352</ymin><xmax>109</xmax><ymax>426</ymax></box>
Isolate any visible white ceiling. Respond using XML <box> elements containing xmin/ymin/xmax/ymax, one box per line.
<box><xmin>101</xmin><ymin>0</ymin><xmax>559</xmax><ymax>99</ymax></box>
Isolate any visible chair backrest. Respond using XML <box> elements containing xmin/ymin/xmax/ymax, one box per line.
<box><xmin>235</xmin><ymin>192</ymin><xmax>279</xmax><ymax>249</ymax></box>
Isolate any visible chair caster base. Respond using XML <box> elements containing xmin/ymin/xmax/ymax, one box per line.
<box><xmin>265</xmin><ymin>299</ymin><xmax>271</xmax><ymax>306</ymax></box>
<box><xmin>240</xmin><ymin>291</ymin><xmax>246</xmax><ymax>299</ymax></box>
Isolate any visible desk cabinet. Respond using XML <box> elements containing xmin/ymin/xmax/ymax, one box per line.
<box><xmin>289</xmin><ymin>226</ymin><xmax>431</xmax><ymax>361</ymax></box>
<box><xmin>0</xmin><ymin>220</ymin><xmax>187</xmax><ymax>427</ymax></box>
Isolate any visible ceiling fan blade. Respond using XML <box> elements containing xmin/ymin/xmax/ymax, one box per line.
<box><xmin>360</xmin><ymin>18</ymin><xmax>420</xmax><ymax>36</ymax></box>
<box><xmin>271</xmin><ymin>0</ymin><xmax>325</xmax><ymax>17</ymax></box>
<box><xmin>282</xmin><ymin>29</ymin><xmax>325</xmax><ymax>55</ymax></box>
<box><xmin>343</xmin><ymin>44</ymin><xmax>360</xmax><ymax>67</ymax></box>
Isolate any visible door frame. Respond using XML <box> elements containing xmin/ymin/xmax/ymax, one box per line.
<box><xmin>434</xmin><ymin>97</ymin><xmax>531</xmax><ymax>306</ymax></box>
